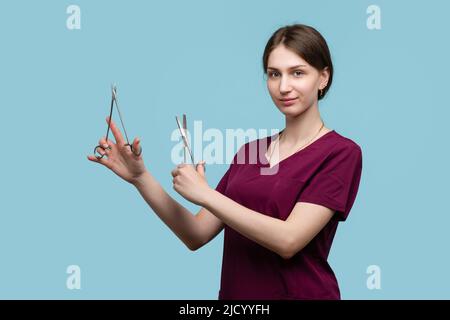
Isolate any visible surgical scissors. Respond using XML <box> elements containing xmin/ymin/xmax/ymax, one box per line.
<box><xmin>175</xmin><ymin>114</ymin><xmax>195</xmax><ymax>164</ymax></box>
<box><xmin>94</xmin><ymin>84</ymin><xmax>142</xmax><ymax>159</ymax></box>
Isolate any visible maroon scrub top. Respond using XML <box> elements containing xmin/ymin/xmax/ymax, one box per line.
<box><xmin>214</xmin><ymin>130</ymin><xmax>363</xmax><ymax>300</ymax></box>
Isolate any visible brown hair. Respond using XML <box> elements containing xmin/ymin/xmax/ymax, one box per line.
<box><xmin>262</xmin><ymin>24</ymin><xmax>333</xmax><ymax>100</ymax></box>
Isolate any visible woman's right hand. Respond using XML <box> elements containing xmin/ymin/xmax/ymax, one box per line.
<box><xmin>87</xmin><ymin>116</ymin><xmax>147</xmax><ymax>185</ymax></box>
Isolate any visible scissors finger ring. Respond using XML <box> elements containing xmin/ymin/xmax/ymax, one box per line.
<box><xmin>123</xmin><ymin>143</ymin><xmax>142</xmax><ymax>157</ymax></box>
<box><xmin>94</xmin><ymin>145</ymin><xmax>109</xmax><ymax>159</ymax></box>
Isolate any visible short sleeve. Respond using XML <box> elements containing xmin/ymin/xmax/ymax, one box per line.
<box><xmin>214</xmin><ymin>151</ymin><xmax>240</xmax><ymax>195</ymax></box>
<box><xmin>298</xmin><ymin>144</ymin><xmax>363</xmax><ymax>221</ymax></box>
<box><xmin>216</xmin><ymin>143</ymin><xmax>248</xmax><ymax>195</ymax></box>
<box><xmin>215</xmin><ymin>165</ymin><xmax>232</xmax><ymax>195</ymax></box>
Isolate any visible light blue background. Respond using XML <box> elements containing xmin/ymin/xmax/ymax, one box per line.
<box><xmin>1</xmin><ymin>0</ymin><xmax>449</xmax><ymax>299</ymax></box>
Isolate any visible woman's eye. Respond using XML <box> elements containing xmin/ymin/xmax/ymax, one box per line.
<box><xmin>267</xmin><ymin>71</ymin><xmax>303</xmax><ymax>78</ymax></box>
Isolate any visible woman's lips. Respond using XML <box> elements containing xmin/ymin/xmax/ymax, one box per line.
<box><xmin>280</xmin><ymin>97</ymin><xmax>298</xmax><ymax>106</ymax></box>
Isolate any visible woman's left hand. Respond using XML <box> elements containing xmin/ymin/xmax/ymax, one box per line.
<box><xmin>171</xmin><ymin>161</ymin><xmax>211</xmax><ymax>206</ymax></box>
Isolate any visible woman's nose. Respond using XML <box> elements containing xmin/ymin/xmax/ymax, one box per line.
<box><xmin>279</xmin><ymin>76</ymin><xmax>293</xmax><ymax>93</ymax></box>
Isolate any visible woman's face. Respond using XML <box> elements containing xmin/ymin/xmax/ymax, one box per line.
<box><xmin>266</xmin><ymin>44</ymin><xmax>329</xmax><ymax>116</ymax></box>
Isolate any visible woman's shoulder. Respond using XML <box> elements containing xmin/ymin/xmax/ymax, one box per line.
<box><xmin>328</xmin><ymin>130</ymin><xmax>362</xmax><ymax>152</ymax></box>
<box><xmin>326</xmin><ymin>130</ymin><xmax>363</xmax><ymax>164</ymax></box>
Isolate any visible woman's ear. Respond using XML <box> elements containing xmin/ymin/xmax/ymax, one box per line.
<box><xmin>320</xmin><ymin>67</ymin><xmax>330</xmax><ymax>88</ymax></box>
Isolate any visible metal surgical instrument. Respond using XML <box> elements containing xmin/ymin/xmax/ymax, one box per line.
<box><xmin>175</xmin><ymin>114</ymin><xmax>195</xmax><ymax>164</ymax></box>
<box><xmin>94</xmin><ymin>84</ymin><xmax>142</xmax><ymax>159</ymax></box>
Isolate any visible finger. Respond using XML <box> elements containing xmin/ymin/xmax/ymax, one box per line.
<box><xmin>88</xmin><ymin>153</ymin><xmax>105</xmax><ymax>162</ymax></box>
<box><xmin>98</xmin><ymin>136</ymin><xmax>115</xmax><ymax>150</ymax></box>
<box><xmin>132</xmin><ymin>137</ymin><xmax>142</xmax><ymax>156</ymax></box>
<box><xmin>87</xmin><ymin>154</ymin><xmax>112</xmax><ymax>170</ymax></box>
<box><xmin>106</xmin><ymin>116</ymin><xmax>125</xmax><ymax>145</ymax></box>
<box><xmin>172</xmin><ymin>179</ymin><xmax>178</xmax><ymax>191</ymax></box>
<box><xmin>87</xmin><ymin>154</ymin><xmax>99</xmax><ymax>162</ymax></box>
<box><xmin>196</xmin><ymin>161</ymin><xmax>206</xmax><ymax>177</ymax></box>
<box><xmin>93</xmin><ymin>145</ymin><xmax>107</xmax><ymax>158</ymax></box>
<box><xmin>171</xmin><ymin>168</ymin><xmax>179</xmax><ymax>178</ymax></box>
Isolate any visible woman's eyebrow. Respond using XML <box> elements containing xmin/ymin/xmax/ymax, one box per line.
<box><xmin>267</xmin><ymin>64</ymin><xmax>307</xmax><ymax>70</ymax></box>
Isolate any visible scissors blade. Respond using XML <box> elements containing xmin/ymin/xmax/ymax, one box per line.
<box><xmin>182</xmin><ymin>114</ymin><xmax>188</xmax><ymax>163</ymax></box>
<box><xmin>175</xmin><ymin>116</ymin><xmax>185</xmax><ymax>138</ymax></box>
<box><xmin>111</xmin><ymin>84</ymin><xmax>131</xmax><ymax>145</ymax></box>
<box><xmin>175</xmin><ymin>116</ymin><xmax>195</xmax><ymax>164</ymax></box>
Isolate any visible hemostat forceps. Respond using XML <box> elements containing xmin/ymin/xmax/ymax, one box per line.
<box><xmin>94</xmin><ymin>84</ymin><xmax>142</xmax><ymax>159</ymax></box>
<box><xmin>175</xmin><ymin>114</ymin><xmax>195</xmax><ymax>164</ymax></box>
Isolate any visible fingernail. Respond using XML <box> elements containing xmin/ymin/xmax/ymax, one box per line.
<box><xmin>103</xmin><ymin>144</ymin><xmax>109</xmax><ymax>148</ymax></box>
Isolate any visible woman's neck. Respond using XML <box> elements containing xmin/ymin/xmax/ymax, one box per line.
<box><xmin>281</xmin><ymin>102</ymin><xmax>326</xmax><ymax>146</ymax></box>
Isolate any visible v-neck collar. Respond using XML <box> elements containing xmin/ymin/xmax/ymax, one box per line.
<box><xmin>257</xmin><ymin>129</ymin><xmax>336</xmax><ymax>169</ymax></box>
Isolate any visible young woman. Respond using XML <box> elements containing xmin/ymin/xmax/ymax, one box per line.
<box><xmin>88</xmin><ymin>24</ymin><xmax>363</xmax><ymax>300</ymax></box>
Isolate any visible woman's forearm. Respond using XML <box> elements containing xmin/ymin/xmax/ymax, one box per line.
<box><xmin>133</xmin><ymin>170</ymin><xmax>204</xmax><ymax>250</ymax></box>
<box><xmin>202</xmin><ymin>189</ymin><xmax>292</xmax><ymax>258</ymax></box>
